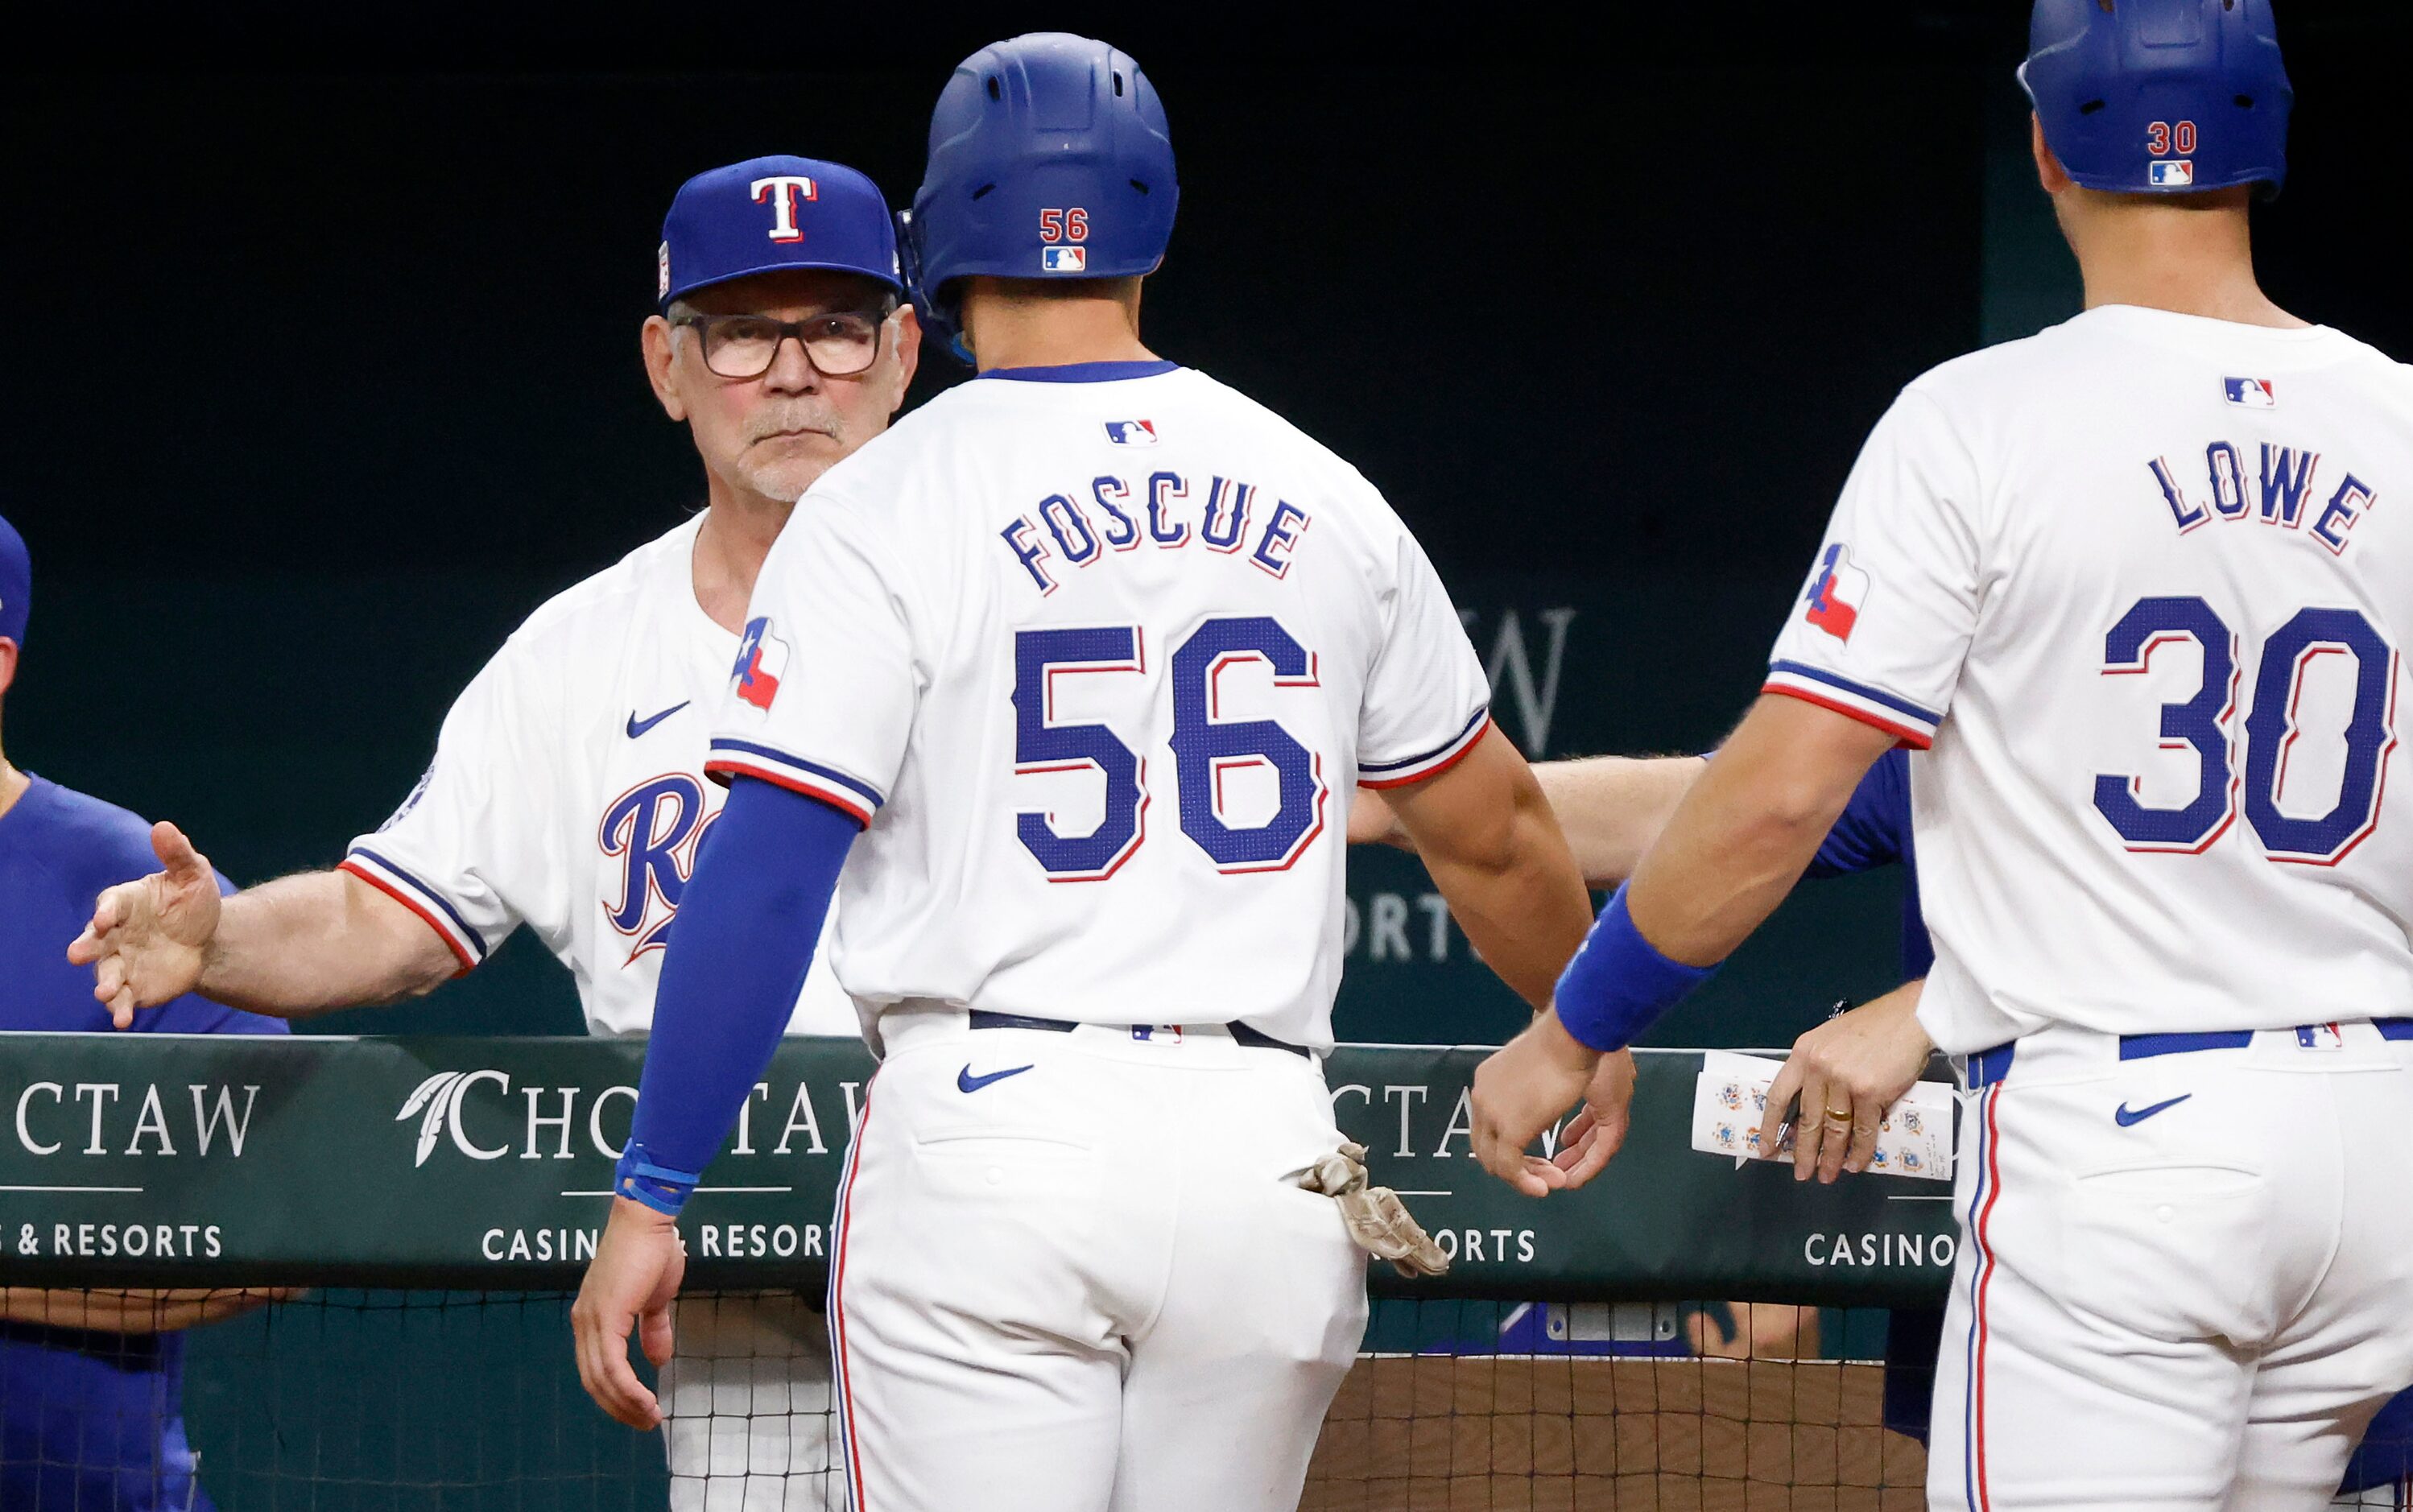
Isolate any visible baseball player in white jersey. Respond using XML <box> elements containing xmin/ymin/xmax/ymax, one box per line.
<box><xmin>72</xmin><ymin>155</ymin><xmax>922</xmax><ymax>1510</ymax></box>
<box><xmin>570</xmin><ymin>33</ymin><xmax>1615</xmax><ymax>1512</ymax></box>
<box><xmin>1472</xmin><ymin>3</ymin><xmax>2413</xmax><ymax>1506</ymax></box>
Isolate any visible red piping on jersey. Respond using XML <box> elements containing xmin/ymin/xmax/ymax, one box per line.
<box><xmin>1759</xmin><ymin>683</ymin><xmax>1935</xmax><ymax>751</ymax></box>
<box><xmin>1357</xmin><ymin>717</ymin><xmax>1494</xmax><ymax>790</ymax></box>
<box><xmin>831</xmin><ymin>1086</ymin><xmax>874</xmax><ymax>1511</ymax></box>
<box><xmin>1972</xmin><ymin>1084</ymin><xmax>2006</xmax><ymax>1511</ymax></box>
<box><xmin>337</xmin><ymin>859</ymin><xmax>475</xmax><ymax>975</ymax></box>
<box><xmin>702</xmin><ymin>759</ymin><xmax>874</xmax><ymax>828</ymax></box>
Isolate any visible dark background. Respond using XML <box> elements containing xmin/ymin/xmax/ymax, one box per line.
<box><xmin>5</xmin><ymin>4</ymin><xmax>2410</xmax><ymax>1044</ymax></box>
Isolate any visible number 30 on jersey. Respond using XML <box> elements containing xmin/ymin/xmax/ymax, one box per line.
<box><xmin>2097</xmin><ymin>597</ymin><xmax>2398</xmax><ymax>864</ymax></box>
<box><xmin>1013</xmin><ymin>615</ymin><xmax>1326</xmax><ymax>880</ymax></box>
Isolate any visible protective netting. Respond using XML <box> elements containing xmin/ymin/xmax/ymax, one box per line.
<box><xmin>0</xmin><ymin>1288</ymin><xmax>1965</xmax><ymax>1510</ymax></box>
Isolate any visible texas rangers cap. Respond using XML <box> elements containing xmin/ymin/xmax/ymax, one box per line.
<box><xmin>0</xmin><ymin>511</ymin><xmax>29</xmax><ymax>648</ymax></box>
<box><xmin>657</xmin><ymin>155</ymin><xmax>904</xmax><ymax>309</ymax></box>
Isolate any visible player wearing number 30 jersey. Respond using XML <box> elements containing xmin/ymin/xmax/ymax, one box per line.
<box><xmin>1473</xmin><ymin>2</ymin><xmax>2413</xmax><ymax>1507</ymax></box>
<box><xmin>572</xmin><ymin>32</ymin><xmax>1605</xmax><ymax>1512</ymax></box>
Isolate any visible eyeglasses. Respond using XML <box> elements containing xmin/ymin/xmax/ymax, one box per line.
<box><xmin>671</xmin><ymin>308</ymin><xmax>889</xmax><ymax>379</ymax></box>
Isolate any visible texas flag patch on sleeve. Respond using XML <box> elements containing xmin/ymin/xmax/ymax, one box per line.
<box><xmin>1802</xmin><ymin>543</ymin><xmax>1870</xmax><ymax>642</ymax></box>
<box><xmin>732</xmin><ymin>615</ymin><xmax>790</xmax><ymax>712</ymax></box>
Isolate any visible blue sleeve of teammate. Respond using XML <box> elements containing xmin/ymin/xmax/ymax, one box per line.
<box><xmin>616</xmin><ymin>778</ymin><xmax>857</xmax><ymax>1211</ymax></box>
<box><xmin>1805</xmin><ymin>747</ymin><xmax>1912</xmax><ymax>878</ymax></box>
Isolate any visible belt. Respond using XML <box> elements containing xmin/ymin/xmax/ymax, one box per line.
<box><xmin>968</xmin><ymin>1010</ymin><xmax>1312</xmax><ymax>1060</ymax></box>
<box><xmin>1969</xmin><ymin>1017</ymin><xmax>2413</xmax><ymax>1090</ymax></box>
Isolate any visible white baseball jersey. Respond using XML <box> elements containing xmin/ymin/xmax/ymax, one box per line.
<box><xmin>343</xmin><ymin>514</ymin><xmax>853</xmax><ymax>1038</ymax></box>
<box><xmin>704</xmin><ymin>361</ymin><xmax>1493</xmax><ymax>1051</ymax></box>
<box><xmin>1766</xmin><ymin>305</ymin><xmax>2413</xmax><ymax>1054</ymax></box>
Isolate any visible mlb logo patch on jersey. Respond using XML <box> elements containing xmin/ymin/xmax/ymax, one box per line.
<box><xmin>1041</xmin><ymin>246</ymin><xmax>1087</xmax><ymax>273</ymax></box>
<box><xmin>1802</xmin><ymin>543</ymin><xmax>1870</xmax><ymax>642</ymax></box>
<box><xmin>731</xmin><ymin>615</ymin><xmax>789</xmax><ymax>713</ymax></box>
<box><xmin>1103</xmin><ymin>419</ymin><xmax>1159</xmax><ymax>446</ymax></box>
<box><xmin>2148</xmin><ymin>159</ymin><xmax>2195</xmax><ymax>188</ymax></box>
<box><xmin>2224</xmin><ymin>377</ymin><xmax>2277</xmax><ymax>409</ymax></box>
<box><xmin>2295</xmin><ymin>1022</ymin><xmax>2345</xmax><ymax>1051</ymax></box>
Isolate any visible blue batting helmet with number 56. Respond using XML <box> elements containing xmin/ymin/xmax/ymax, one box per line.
<box><xmin>901</xmin><ymin>33</ymin><xmax>1179</xmax><ymax>361</ymax></box>
<box><xmin>2020</xmin><ymin>0</ymin><xmax>2292</xmax><ymax>198</ymax></box>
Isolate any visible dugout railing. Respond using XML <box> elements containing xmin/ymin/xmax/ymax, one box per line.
<box><xmin>0</xmin><ymin>1035</ymin><xmax>1953</xmax><ymax>1508</ymax></box>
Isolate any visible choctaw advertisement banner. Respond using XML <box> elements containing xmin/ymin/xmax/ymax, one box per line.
<box><xmin>0</xmin><ymin>1034</ymin><xmax>1952</xmax><ymax>1306</ymax></box>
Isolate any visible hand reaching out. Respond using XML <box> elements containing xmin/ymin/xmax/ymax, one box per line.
<box><xmin>65</xmin><ymin>821</ymin><xmax>221</xmax><ymax>1027</ymax></box>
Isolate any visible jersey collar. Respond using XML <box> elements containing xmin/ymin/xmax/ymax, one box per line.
<box><xmin>977</xmin><ymin>360</ymin><xmax>1179</xmax><ymax>384</ymax></box>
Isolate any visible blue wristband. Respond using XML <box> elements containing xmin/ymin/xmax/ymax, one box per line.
<box><xmin>613</xmin><ymin>1142</ymin><xmax>703</xmax><ymax>1217</ymax></box>
<box><xmin>1552</xmin><ymin>883</ymin><xmax>1721</xmax><ymax>1051</ymax></box>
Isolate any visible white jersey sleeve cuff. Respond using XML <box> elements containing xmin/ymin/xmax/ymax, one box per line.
<box><xmin>338</xmin><ymin>848</ymin><xmax>486</xmax><ymax>973</ymax></box>
<box><xmin>1762</xmin><ymin>661</ymin><xmax>1941</xmax><ymax>749</ymax></box>
<box><xmin>1357</xmin><ymin>706</ymin><xmax>1492</xmax><ymax>790</ymax></box>
<box><xmin>704</xmin><ymin>738</ymin><xmax>885</xmax><ymax>827</ymax></box>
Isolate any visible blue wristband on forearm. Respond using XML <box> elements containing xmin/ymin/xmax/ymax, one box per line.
<box><xmin>1552</xmin><ymin>884</ymin><xmax>1721</xmax><ymax>1051</ymax></box>
<box><xmin>613</xmin><ymin>1142</ymin><xmax>704</xmax><ymax>1217</ymax></box>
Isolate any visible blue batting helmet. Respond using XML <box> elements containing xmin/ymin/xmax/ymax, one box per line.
<box><xmin>901</xmin><ymin>33</ymin><xmax>1178</xmax><ymax>358</ymax></box>
<box><xmin>2020</xmin><ymin>0</ymin><xmax>2291</xmax><ymax>198</ymax></box>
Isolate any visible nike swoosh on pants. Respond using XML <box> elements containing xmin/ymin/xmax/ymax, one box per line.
<box><xmin>957</xmin><ymin>1064</ymin><xmax>1035</xmax><ymax>1094</ymax></box>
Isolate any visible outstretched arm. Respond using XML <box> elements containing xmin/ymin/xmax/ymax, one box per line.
<box><xmin>0</xmin><ymin>1287</ymin><xmax>299</xmax><ymax>1334</ymax></box>
<box><xmin>1384</xmin><ymin>725</ymin><xmax>1596</xmax><ymax>1010</ymax></box>
<box><xmin>68</xmin><ymin>822</ymin><xmax>457</xmax><ymax>1026</ymax></box>
<box><xmin>1469</xmin><ymin>696</ymin><xmax>1898</xmax><ymax>1190</ymax></box>
<box><xmin>1354</xmin><ymin>754</ymin><xmax>1709</xmax><ymax>887</ymax></box>
<box><xmin>1382</xmin><ymin>725</ymin><xmax>1633</xmax><ymax>1192</ymax></box>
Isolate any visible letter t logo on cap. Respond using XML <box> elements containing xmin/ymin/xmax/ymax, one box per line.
<box><xmin>751</xmin><ymin>176</ymin><xmax>819</xmax><ymax>243</ymax></box>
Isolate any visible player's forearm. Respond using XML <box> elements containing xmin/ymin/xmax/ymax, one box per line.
<box><xmin>1425</xmin><ymin>804</ymin><xmax>1597</xmax><ymax>1011</ymax></box>
<box><xmin>1531</xmin><ymin>755</ymin><xmax>1710</xmax><ymax>886</ymax></box>
<box><xmin>200</xmin><ymin>871</ymin><xmax>458</xmax><ymax>1014</ymax></box>
<box><xmin>620</xmin><ymin>780</ymin><xmax>855</xmax><ymax>1199</ymax></box>
<box><xmin>0</xmin><ymin>1286</ymin><xmax>289</xmax><ymax>1334</ymax></box>
<box><xmin>1626</xmin><ymin>696</ymin><xmax>1899</xmax><ymax>966</ymax></box>
<box><xmin>1391</xmin><ymin>728</ymin><xmax>1596</xmax><ymax>1012</ymax></box>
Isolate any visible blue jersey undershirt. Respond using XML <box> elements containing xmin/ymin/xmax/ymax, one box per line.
<box><xmin>0</xmin><ymin>773</ymin><xmax>286</xmax><ymax>1512</ymax></box>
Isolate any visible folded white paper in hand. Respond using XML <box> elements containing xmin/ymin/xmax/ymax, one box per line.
<box><xmin>1691</xmin><ymin>1050</ymin><xmax>1952</xmax><ymax>1181</ymax></box>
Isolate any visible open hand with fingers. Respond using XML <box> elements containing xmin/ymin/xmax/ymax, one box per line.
<box><xmin>1757</xmin><ymin>982</ymin><xmax>1935</xmax><ymax>1185</ymax></box>
<box><xmin>64</xmin><ymin>821</ymin><xmax>221</xmax><ymax>1028</ymax></box>
<box><xmin>1470</xmin><ymin>1012</ymin><xmax>1638</xmax><ymax>1196</ymax></box>
<box><xmin>572</xmin><ymin>1196</ymin><xmax>687</xmax><ymax>1429</ymax></box>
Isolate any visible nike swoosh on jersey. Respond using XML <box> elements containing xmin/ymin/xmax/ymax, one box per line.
<box><xmin>626</xmin><ymin>701</ymin><xmax>691</xmax><ymax>738</ymax></box>
<box><xmin>2113</xmin><ymin>1093</ymin><xmax>2192</xmax><ymax>1127</ymax></box>
<box><xmin>957</xmin><ymin>1064</ymin><xmax>1035</xmax><ymax>1094</ymax></box>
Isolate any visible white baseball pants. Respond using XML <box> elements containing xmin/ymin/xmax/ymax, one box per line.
<box><xmin>826</xmin><ymin>1007</ymin><xmax>1370</xmax><ymax>1512</ymax></box>
<box><xmin>1927</xmin><ymin>1020</ymin><xmax>2413</xmax><ymax>1511</ymax></box>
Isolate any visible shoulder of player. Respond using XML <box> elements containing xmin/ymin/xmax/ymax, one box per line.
<box><xmin>6</xmin><ymin>776</ymin><xmax>178</xmax><ymax>894</ymax></box>
<box><xmin>486</xmin><ymin>516</ymin><xmax>701</xmax><ymax>665</ymax></box>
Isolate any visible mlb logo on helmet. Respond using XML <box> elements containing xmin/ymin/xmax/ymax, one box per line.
<box><xmin>1103</xmin><ymin>419</ymin><xmax>1158</xmax><ymax>446</ymax></box>
<box><xmin>731</xmin><ymin>616</ymin><xmax>791</xmax><ymax>712</ymax></box>
<box><xmin>2224</xmin><ymin>376</ymin><xmax>2278</xmax><ymax>409</ymax></box>
<box><xmin>2148</xmin><ymin>159</ymin><xmax>2196</xmax><ymax>188</ymax></box>
<box><xmin>1803</xmin><ymin>543</ymin><xmax>1870</xmax><ymax>642</ymax></box>
<box><xmin>1042</xmin><ymin>246</ymin><xmax>1088</xmax><ymax>273</ymax></box>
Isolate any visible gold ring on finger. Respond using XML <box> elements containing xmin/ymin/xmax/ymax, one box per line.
<box><xmin>1824</xmin><ymin>1106</ymin><xmax>1853</xmax><ymax>1125</ymax></box>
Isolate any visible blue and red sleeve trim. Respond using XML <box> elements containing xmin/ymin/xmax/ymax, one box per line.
<box><xmin>337</xmin><ymin>848</ymin><xmax>486</xmax><ymax>974</ymax></box>
<box><xmin>1762</xmin><ymin>661</ymin><xmax>1942</xmax><ymax>749</ymax></box>
<box><xmin>703</xmin><ymin>738</ymin><xmax>884</xmax><ymax>827</ymax></box>
<box><xmin>1358</xmin><ymin>707</ymin><xmax>1493</xmax><ymax>790</ymax></box>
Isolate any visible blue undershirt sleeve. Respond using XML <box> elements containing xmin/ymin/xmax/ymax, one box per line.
<box><xmin>616</xmin><ymin>776</ymin><xmax>858</xmax><ymax>1212</ymax></box>
<box><xmin>1805</xmin><ymin>747</ymin><xmax>1911</xmax><ymax>878</ymax></box>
